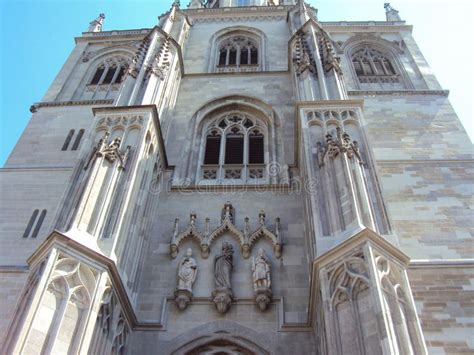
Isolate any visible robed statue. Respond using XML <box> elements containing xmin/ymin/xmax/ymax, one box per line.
<box><xmin>174</xmin><ymin>248</ymin><xmax>198</xmax><ymax>310</ymax></box>
<box><xmin>214</xmin><ymin>242</ymin><xmax>234</xmax><ymax>290</ymax></box>
<box><xmin>177</xmin><ymin>248</ymin><xmax>198</xmax><ymax>292</ymax></box>
<box><xmin>212</xmin><ymin>242</ymin><xmax>234</xmax><ymax>314</ymax></box>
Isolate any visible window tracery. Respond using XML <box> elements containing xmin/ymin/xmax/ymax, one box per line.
<box><xmin>201</xmin><ymin>112</ymin><xmax>266</xmax><ymax>182</ymax></box>
<box><xmin>216</xmin><ymin>36</ymin><xmax>259</xmax><ymax>72</ymax></box>
<box><xmin>351</xmin><ymin>46</ymin><xmax>399</xmax><ymax>85</ymax></box>
<box><xmin>88</xmin><ymin>56</ymin><xmax>130</xmax><ymax>89</ymax></box>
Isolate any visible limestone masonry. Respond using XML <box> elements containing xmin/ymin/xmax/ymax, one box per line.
<box><xmin>0</xmin><ymin>1</ymin><xmax>472</xmax><ymax>354</ymax></box>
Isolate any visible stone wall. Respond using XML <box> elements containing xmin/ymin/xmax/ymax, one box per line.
<box><xmin>409</xmin><ymin>266</ymin><xmax>474</xmax><ymax>354</ymax></box>
<box><xmin>0</xmin><ymin>270</ymin><xmax>28</xmax><ymax>349</ymax></box>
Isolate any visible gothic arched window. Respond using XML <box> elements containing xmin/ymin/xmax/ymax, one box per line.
<box><xmin>202</xmin><ymin>113</ymin><xmax>267</xmax><ymax>181</ymax></box>
<box><xmin>216</xmin><ymin>36</ymin><xmax>259</xmax><ymax>72</ymax></box>
<box><xmin>88</xmin><ymin>57</ymin><xmax>130</xmax><ymax>87</ymax></box>
<box><xmin>351</xmin><ymin>47</ymin><xmax>398</xmax><ymax>84</ymax></box>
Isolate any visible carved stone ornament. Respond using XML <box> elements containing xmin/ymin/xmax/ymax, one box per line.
<box><xmin>318</xmin><ymin>29</ymin><xmax>343</xmax><ymax>75</ymax></box>
<box><xmin>318</xmin><ymin>127</ymin><xmax>363</xmax><ymax>166</ymax></box>
<box><xmin>293</xmin><ymin>31</ymin><xmax>317</xmax><ymax>78</ymax></box>
<box><xmin>84</xmin><ymin>131</ymin><xmax>131</xmax><ymax>171</ymax></box>
<box><xmin>212</xmin><ymin>242</ymin><xmax>234</xmax><ymax>314</ymax></box>
<box><xmin>170</xmin><ymin>203</ymin><xmax>282</xmax><ymax>260</ymax></box>
<box><xmin>174</xmin><ymin>248</ymin><xmax>198</xmax><ymax>310</ymax></box>
<box><xmin>252</xmin><ymin>248</ymin><xmax>272</xmax><ymax>311</ymax></box>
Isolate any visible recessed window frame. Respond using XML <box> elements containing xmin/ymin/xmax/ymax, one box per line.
<box><xmin>201</xmin><ymin>112</ymin><xmax>268</xmax><ymax>183</ymax></box>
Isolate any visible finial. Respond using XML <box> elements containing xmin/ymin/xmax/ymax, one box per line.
<box><xmin>244</xmin><ymin>217</ymin><xmax>250</xmax><ymax>237</ymax></box>
<box><xmin>188</xmin><ymin>0</ymin><xmax>204</xmax><ymax>8</ymax></box>
<box><xmin>172</xmin><ymin>218</ymin><xmax>180</xmax><ymax>243</ymax></box>
<box><xmin>88</xmin><ymin>13</ymin><xmax>105</xmax><ymax>33</ymax></box>
<box><xmin>384</xmin><ymin>3</ymin><xmax>402</xmax><ymax>21</ymax></box>
<box><xmin>204</xmin><ymin>218</ymin><xmax>210</xmax><ymax>236</ymax></box>
<box><xmin>189</xmin><ymin>212</ymin><xmax>197</xmax><ymax>227</ymax></box>
<box><xmin>275</xmin><ymin>217</ymin><xmax>281</xmax><ymax>243</ymax></box>
<box><xmin>259</xmin><ymin>210</ymin><xmax>266</xmax><ymax>226</ymax></box>
<box><xmin>173</xmin><ymin>0</ymin><xmax>181</xmax><ymax>7</ymax></box>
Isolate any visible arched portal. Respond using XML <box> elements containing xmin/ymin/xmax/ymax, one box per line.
<box><xmin>172</xmin><ymin>334</ymin><xmax>270</xmax><ymax>355</ymax></box>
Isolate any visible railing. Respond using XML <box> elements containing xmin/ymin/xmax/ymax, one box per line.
<box><xmin>201</xmin><ymin>164</ymin><xmax>266</xmax><ymax>183</ymax></box>
<box><xmin>358</xmin><ymin>74</ymin><xmax>400</xmax><ymax>84</ymax></box>
<box><xmin>85</xmin><ymin>83</ymin><xmax>121</xmax><ymax>92</ymax></box>
<box><xmin>216</xmin><ymin>64</ymin><xmax>260</xmax><ymax>73</ymax></box>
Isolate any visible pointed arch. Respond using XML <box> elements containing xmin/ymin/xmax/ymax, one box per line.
<box><xmin>168</xmin><ymin>321</ymin><xmax>272</xmax><ymax>355</ymax></box>
<box><xmin>343</xmin><ymin>35</ymin><xmax>413</xmax><ymax>90</ymax></box>
<box><xmin>178</xmin><ymin>95</ymin><xmax>284</xmax><ymax>185</ymax></box>
<box><xmin>208</xmin><ymin>26</ymin><xmax>267</xmax><ymax>72</ymax></box>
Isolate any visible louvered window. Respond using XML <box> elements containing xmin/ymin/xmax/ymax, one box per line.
<box><xmin>204</xmin><ymin>134</ymin><xmax>221</xmax><ymax>165</ymax></box>
<box><xmin>102</xmin><ymin>66</ymin><xmax>117</xmax><ymax>84</ymax></box>
<box><xmin>90</xmin><ymin>67</ymin><xmax>105</xmax><ymax>85</ymax></box>
<box><xmin>225</xmin><ymin>135</ymin><xmax>244</xmax><ymax>164</ymax></box>
<box><xmin>249</xmin><ymin>133</ymin><xmax>264</xmax><ymax>164</ymax></box>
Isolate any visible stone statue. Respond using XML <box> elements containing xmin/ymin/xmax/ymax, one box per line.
<box><xmin>251</xmin><ymin>249</ymin><xmax>273</xmax><ymax>311</ymax></box>
<box><xmin>177</xmin><ymin>248</ymin><xmax>198</xmax><ymax>292</ymax></box>
<box><xmin>212</xmin><ymin>242</ymin><xmax>234</xmax><ymax>314</ymax></box>
<box><xmin>174</xmin><ymin>248</ymin><xmax>198</xmax><ymax>310</ymax></box>
<box><xmin>214</xmin><ymin>242</ymin><xmax>234</xmax><ymax>290</ymax></box>
<box><xmin>88</xmin><ymin>13</ymin><xmax>105</xmax><ymax>33</ymax></box>
<box><xmin>252</xmin><ymin>248</ymin><xmax>271</xmax><ymax>292</ymax></box>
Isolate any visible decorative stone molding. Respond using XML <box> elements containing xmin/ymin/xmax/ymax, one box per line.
<box><xmin>347</xmin><ymin>89</ymin><xmax>450</xmax><ymax>97</ymax></box>
<box><xmin>29</xmin><ymin>99</ymin><xmax>114</xmax><ymax>113</ymax></box>
<box><xmin>318</xmin><ymin>127</ymin><xmax>363</xmax><ymax>165</ymax></box>
<box><xmin>293</xmin><ymin>30</ymin><xmax>317</xmax><ymax>78</ymax></box>
<box><xmin>170</xmin><ymin>203</ymin><xmax>282</xmax><ymax>260</ymax></box>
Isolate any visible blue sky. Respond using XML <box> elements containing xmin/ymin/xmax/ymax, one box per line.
<box><xmin>0</xmin><ymin>0</ymin><xmax>472</xmax><ymax>166</ymax></box>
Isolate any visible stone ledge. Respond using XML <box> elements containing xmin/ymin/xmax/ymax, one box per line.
<box><xmin>410</xmin><ymin>259</ymin><xmax>474</xmax><ymax>269</ymax></box>
<box><xmin>30</xmin><ymin>99</ymin><xmax>114</xmax><ymax>113</ymax></box>
<box><xmin>348</xmin><ymin>89</ymin><xmax>450</xmax><ymax>97</ymax></box>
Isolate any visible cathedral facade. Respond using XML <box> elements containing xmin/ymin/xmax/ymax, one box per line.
<box><xmin>0</xmin><ymin>1</ymin><xmax>472</xmax><ymax>354</ymax></box>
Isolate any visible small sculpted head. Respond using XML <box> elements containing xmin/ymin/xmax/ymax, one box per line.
<box><xmin>186</xmin><ymin>248</ymin><xmax>193</xmax><ymax>257</ymax></box>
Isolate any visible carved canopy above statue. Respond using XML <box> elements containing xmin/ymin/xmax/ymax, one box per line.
<box><xmin>170</xmin><ymin>202</ymin><xmax>282</xmax><ymax>259</ymax></box>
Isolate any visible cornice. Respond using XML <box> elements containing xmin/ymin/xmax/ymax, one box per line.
<box><xmin>183</xmin><ymin>70</ymin><xmax>290</xmax><ymax>78</ymax></box>
<box><xmin>376</xmin><ymin>159</ymin><xmax>474</xmax><ymax>165</ymax></box>
<box><xmin>30</xmin><ymin>100</ymin><xmax>114</xmax><ymax>113</ymax></box>
<box><xmin>169</xmin><ymin>183</ymin><xmax>292</xmax><ymax>193</ymax></box>
<box><xmin>409</xmin><ymin>259</ymin><xmax>474</xmax><ymax>269</ymax></box>
<box><xmin>321</xmin><ymin>21</ymin><xmax>413</xmax><ymax>33</ymax></box>
<box><xmin>76</xmin><ymin>29</ymin><xmax>151</xmax><ymax>43</ymax></box>
<box><xmin>348</xmin><ymin>90</ymin><xmax>450</xmax><ymax>97</ymax></box>
<box><xmin>296</xmin><ymin>99</ymin><xmax>365</xmax><ymax>110</ymax></box>
<box><xmin>183</xmin><ymin>5</ymin><xmax>289</xmax><ymax>23</ymax></box>
<box><xmin>0</xmin><ymin>265</ymin><xmax>29</xmax><ymax>273</ymax></box>
<box><xmin>0</xmin><ymin>166</ymin><xmax>74</xmax><ymax>172</ymax></box>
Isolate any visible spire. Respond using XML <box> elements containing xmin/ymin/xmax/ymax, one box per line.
<box><xmin>87</xmin><ymin>13</ymin><xmax>105</xmax><ymax>33</ymax></box>
<box><xmin>384</xmin><ymin>3</ymin><xmax>402</xmax><ymax>21</ymax></box>
<box><xmin>298</xmin><ymin>0</ymin><xmax>311</xmax><ymax>23</ymax></box>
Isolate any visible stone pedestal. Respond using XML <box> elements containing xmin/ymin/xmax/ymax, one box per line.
<box><xmin>211</xmin><ymin>288</ymin><xmax>233</xmax><ymax>314</ymax></box>
<box><xmin>174</xmin><ymin>289</ymin><xmax>193</xmax><ymax>310</ymax></box>
<box><xmin>254</xmin><ymin>288</ymin><xmax>272</xmax><ymax>312</ymax></box>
